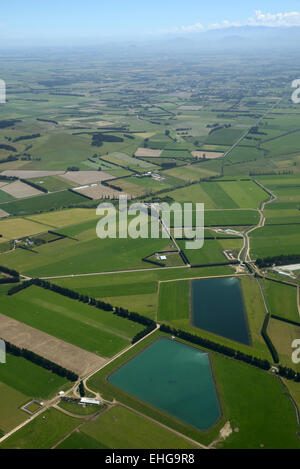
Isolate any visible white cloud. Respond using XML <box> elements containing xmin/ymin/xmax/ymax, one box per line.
<box><xmin>207</xmin><ymin>20</ymin><xmax>242</xmax><ymax>30</ymax></box>
<box><xmin>159</xmin><ymin>10</ymin><xmax>300</xmax><ymax>35</ymax></box>
<box><xmin>249</xmin><ymin>10</ymin><xmax>300</xmax><ymax>27</ymax></box>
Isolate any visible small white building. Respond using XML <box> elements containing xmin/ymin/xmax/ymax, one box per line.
<box><xmin>79</xmin><ymin>397</ymin><xmax>101</xmax><ymax>406</ymax></box>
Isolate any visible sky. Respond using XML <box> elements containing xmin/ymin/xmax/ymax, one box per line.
<box><xmin>1</xmin><ymin>1</ymin><xmax>300</xmax><ymax>46</ymax></box>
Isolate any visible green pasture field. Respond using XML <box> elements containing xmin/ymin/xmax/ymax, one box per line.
<box><xmin>115</xmin><ymin>175</ymin><xmax>172</xmax><ymax>196</ymax></box>
<box><xmin>166</xmin><ymin>180</ymin><xmax>267</xmax><ymax>209</ymax></box>
<box><xmin>88</xmin><ymin>330</ymin><xmax>300</xmax><ymax>449</ymax></box>
<box><xmin>72</xmin><ymin>405</ymin><xmax>198</xmax><ymax>450</ymax></box>
<box><xmin>262</xmin><ymin>130</ymin><xmax>300</xmax><ymax>158</ymax></box>
<box><xmin>177</xmin><ymin>238</ymin><xmax>242</xmax><ymax>266</ymax></box>
<box><xmin>0</xmin><ymin>190</ymin><xmax>87</xmax><ymax>217</ymax></box>
<box><xmin>0</xmin><ymin>218</ymin><xmax>178</xmax><ymax>276</ymax></box>
<box><xmin>0</xmin><ymin>352</ymin><xmax>68</xmax><ymax>399</ymax></box>
<box><xmin>205</xmin><ymin>209</ymin><xmax>259</xmax><ymax>227</ymax></box>
<box><xmin>204</xmin><ymin>128</ymin><xmax>245</xmax><ymax>146</ymax></box>
<box><xmin>57</xmin><ymin>431</ymin><xmax>108</xmax><ymax>449</ymax></box>
<box><xmin>0</xmin><ymin>382</ymin><xmax>29</xmax><ymax>434</ymax></box>
<box><xmin>250</xmin><ymin>224</ymin><xmax>300</xmax><ymax>259</ymax></box>
<box><xmin>260</xmin><ymin>279</ymin><xmax>299</xmax><ymax>322</ymax></box>
<box><xmin>0</xmin><ymin>190</ymin><xmax>15</xmax><ymax>203</ymax></box>
<box><xmin>27</xmin><ymin>133</ymin><xmax>96</xmax><ymax>170</ymax></box>
<box><xmin>158</xmin><ymin>280</ymin><xmax>190</xmax><ymax>321</ymax></box>
<box><xmin>0</xmin><ymin>408</ymin><xmax>80</xmax><ymax>449</ymax></box>
<box><xmin>0</xmin><ymin>217</ymin><xmax>51</xmax><ymax>240</ymax></box>
<box><xmin>265</xmin><ymin>209</ymin><xmax>300</xmax><ymax>225</ymax></box>
<box><xmin>164</xmin><ymin>164</ymin><xmax>219</xmax><ymax>182</ymax></box>
<box><xmin>101</xmin><ymin>152</ymin><xmax>155</xmax><ymax>172</ymax></box>
<box><xmin>27</xmin><ymin>207</ymin><xmax>99</xmax><ymax>229</ymax></box>
<box><xmin>26</xmin><ymin>175</ymin><xmax>76</xmax><ymax>192</ymax></box>
<box><xmin>52</xmin><ymin>266</ymin><xmax>234</xmax><ymax>297</ymax></box>
<box><xmin>267</xmin><ymin>317</ymin><xmax>300</xmax><ymax>371</ymax></box>
<box><xmin>0</xmin><ymin>285</ymin><xmax>143</xmax><ymax>357</ymax></box>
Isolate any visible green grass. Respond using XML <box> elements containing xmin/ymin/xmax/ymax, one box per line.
<box><xmin>79</xmin><ymin>405</ymin><xmax>198</xmax><ymax>449</ymax></box>
<box><xmin>0</xmin><ymin>408</ymin><xmax>80</xmax><ymax>449</ymax></box>
<box><xmin>260</xmin><ymin>279</ymin><xmax>299</xmax><ymax>322</ymax></box>
<box><xmin>267</xmin><ymin>317</ymin><xmax>300</xmax><ymax>371</ymax></box>
<box><xmin>250</xmin><ymin>225</ymin><xmax>300</xmax><ymax>259</ymax></box>
<box><xmin>0</xmin><ymin>352</ymin><xmax>68</xmax><ymax>399</ymax></box>
<box><xmin>166</xmin><ymin>180</ymin><xmax>266</xmax><ymax>209</ymax></box>
<box><xmin>1</xmin><ymin>225</ymin><xmax>177</xmax><ymax>277</ymax></box>
<box><xmin>0</xmin><ymin>382</ymin><xmax>29</xmax><ymax>433</ymax></box>
<box><xmin>0</xmin><ymin>190</ymin><xmax>87</xmax><ymax>216</ymax></box>
<box><xmin>0</xmin><ymin>286</ymin><xmax>143</xmax><ymax>357</ymax></box>
<box><xmin>158</xmin><ymin>280</ymin><xmax>190</xmax><ymax>321</ymax></box>
<box><xmin>27</xmin><ymin>175</ymin><xmax>76</xmax><ymax>192</ymax></box>
<box><xmin>57</xmin><ymin>431</ymin><xmax>109</xmax><ymax>449</ymax></box>
<box><xmin>0</xmin><ymin>189</ymin><xmax>15</xmax><ymax>203</ymax></box>
<box><xmin>178</xmin><ymin>238</ymin><xmax>242</xmax><ymax>266</ymax></box>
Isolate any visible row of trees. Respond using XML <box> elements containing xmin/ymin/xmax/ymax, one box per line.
<box><xmin>256</xmin><ymin>254</ymin><xmax>300</xmax><ymax>268</ymax></box>
<box><xmin>160</xmin><ymin>324</ymin><xmax>271</xmax><ymax>370</ymax></box>
<box><xmin>21</xmin><ymin>178</ymin><xmax>48</xmax><ymax>193</ymax></box>
<box><xmin>8</xmin><ymin>278</ymin><xmax>156</xmax><ymax>345</ymax></box>
<box><xmin>5</xmin><ymin>340</ymin><xmax>78</xmax><ymax>382</ymax></box>
<box><xmin>0</xmin><ymin>265</ymin><xmax>20</xmax><ymax>285</ymax></box>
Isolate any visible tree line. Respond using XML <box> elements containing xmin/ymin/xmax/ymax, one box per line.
<box><xmin>7</xmin><ymin>278</ymin><xmax>156</xmax><ymax>344</ymax></box>
<box><xmin>256</xmin><ymin>254</ymin><xmax>300</xmax><ymax>268</ymax></box>
<box><xmin>4</xmin><ymin>340</ymin><xmax>78</xmax><ymax>382</ymax></box>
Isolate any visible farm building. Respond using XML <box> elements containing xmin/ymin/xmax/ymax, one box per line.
<box><xmin>79</xmin><ymin>397</ymin><xmax>102</xmax><ymax>406</ymax></box>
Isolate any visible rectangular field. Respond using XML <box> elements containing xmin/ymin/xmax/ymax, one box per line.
<box><xmin>0</xmin><ymin>285</ymin><xmax>143</xmax><ymax>357</ymax></box>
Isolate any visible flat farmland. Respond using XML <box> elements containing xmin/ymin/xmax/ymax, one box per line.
<box><xmin>166</xmin><ymin>180</ymin><xmax>267</xmax><ymax>209</ymax></box>
<box><xmin>191</xmin><ymin>151</ymin><xmax>224</xmax><ymax>159</ymax></box>
<box><xmin>101</xmin><ymin>153</ymin><xmax>155</xmax><ymax>171</ymax></box>
<box><xmin>166</xmin><ymin>207</ymin><xmax>259</xmax><ymax>228</ymax></box>
<box><xmin>0</xmin><ymin>189</ymin><xmax>15</xmax><ymax>203</ymax></box>
<box><xmin>61</xmin><ymin>171</ymin><xmax>115</xmax><ymax>185</ymax></box>
<box><xmin>27</xmin><ymin>208</ymin><xmax>99</xmax><ymax>229</ymax></box>
<box><xmin>177</xmin><ymin>238</ymin><xmax>242</xmax><ymax>266</ymax></box>
<box><xmin>250</xmin><ymin>225</ymin><xmax>300</xmax><ymax>259</ymax></box>
<box><xmin>268</xmin><ymin>318</ymin><xmax>300</xmax><ymax>370</ymax></box>
<box><xmin>26</xmin><ymin>175</ymin><xmax>76</xmax><ymax>192</ymax></box>
<box><xmin>0</xmin><ymin>190</ymin><xmax>87</xmax><ymax>216</ymax></box>
<box><xmin>0</xmin><ymin>314</ymin><xmax>107</xmax><ymax>376</ymax></box>
<box><xmin>0</xmin><ymin>218</ymin><xmax>176</xmax><ymax>276</ymax></box>
<box><xmin>1</xmin><ymin>180</ymin><xmax>43</xmax><ymax>199</ymax></box>
<box><xmin>0</xmin><ymin>286</ymin><xmax>143</xmax><ymax>357</ymax></box>
<box><xmin>0</xmin><ymin>351</ymin><xmax>68</xmax><ymax>400</ymax></box>
<box><xmin>0</xmin><ymin>382</ymin><xmax>29</xmax><ymax>434</ymax></box>
<box><xmin>74</xmin><ymin>184</ymin><xmax>127</xmax><ymax>200</ymax></box>
<box><xmin>164</xmin><ymin>164</ymin><xmax>218</xmax><ymax>182</ymax></box>
<box><xmin>135</xmin><ymin>148</ymin><xmax>163</xmax><ymax>157</ymax></box>
<box><xmin>1</xmin><ymin>170</ymin><xmax>65</xmax><ymax>179</ymax></box>
<box><xmin>158</xmin><ymin>280</ymin><xmax>190</xmax><ymax>321</ymax></box>
<box><xmin>68</xmin><ymin>405</ymin><xmax>197</xmax><ymax>450</ymax></box>
<box><xmin>260</xmin><ymin>279</ymin><xmax>299</xmax><ymax>322</ymax></box>
<box><xmin>0</xmin><ymin>408</ymin><xmax>80</xmax><ymax>449</ymax></box>
<box><xmin>0</xmin><ymin>217</ymin><xmax>51</xmax><ymax>240</ymax></box>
